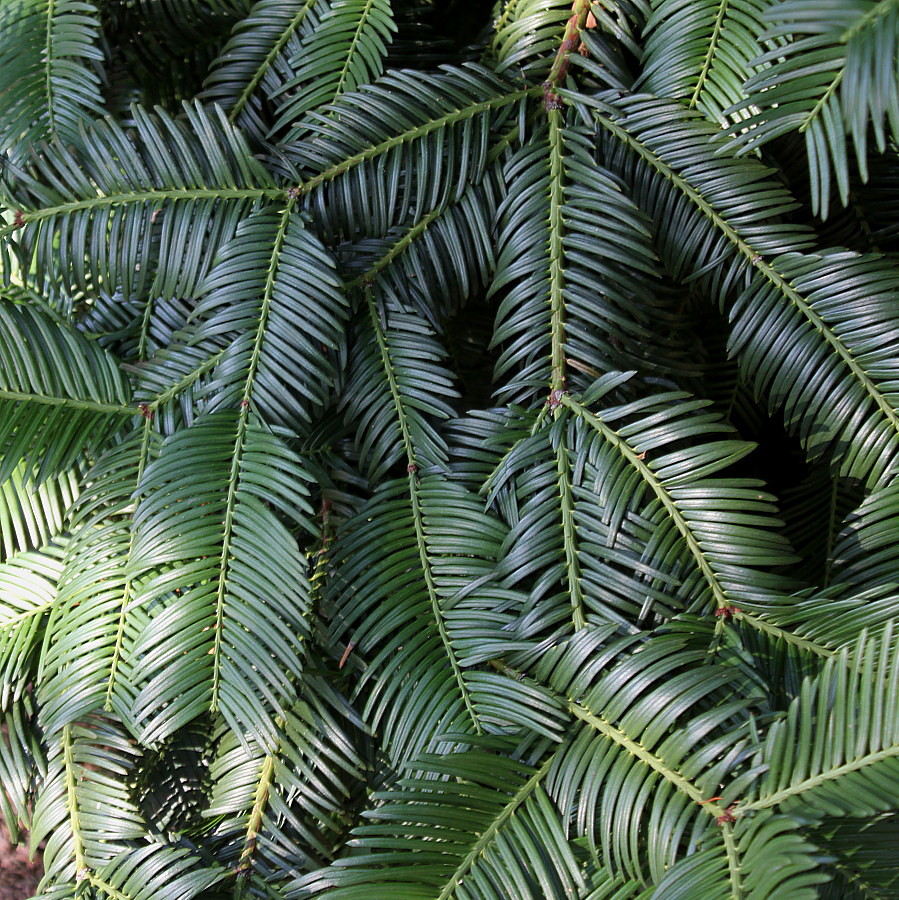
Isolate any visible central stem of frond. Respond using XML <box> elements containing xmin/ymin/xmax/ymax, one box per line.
<box><xmin>548</xmin><ymin>110</ymin><xmax>567</xmax><ymax>403</ymax></box>
<box><xmin>545</xmin><ymin>0</ymin><xmax>594</xmax><ymax>105</ymax></box>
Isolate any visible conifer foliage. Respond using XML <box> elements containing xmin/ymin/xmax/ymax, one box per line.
<box><xmin>1</xmin><ymin>0</ymin><xmax>899</xmax><ymax>896</ymax></box>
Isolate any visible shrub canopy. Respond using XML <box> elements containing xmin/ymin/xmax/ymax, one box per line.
<box><xmin>1</xmin><ymin>1</ymin><xmax>899</xmax><ymax>897</ymax></box>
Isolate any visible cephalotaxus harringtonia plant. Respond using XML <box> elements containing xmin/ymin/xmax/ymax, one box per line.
<box><xmin>0</xmin><ymin>0</ymin><xmax>898</xmax><ymax>897</ymax></box>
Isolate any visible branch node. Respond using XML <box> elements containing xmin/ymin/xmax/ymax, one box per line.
<box><xmin>547</xmin><ymin>389</ymin><xmax>568</xmax><ymax>409</ymax></box>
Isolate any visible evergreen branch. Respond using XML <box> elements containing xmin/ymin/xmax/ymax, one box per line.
<box><xmin>234</xmin><ymin>748</ymin><xmax>276</xmax><ymax>893</ymax></box>
<box><xmin>146</xmin><ymin>346</ymin><xmax>229</xmax><ymax>410</ymax></box>
<box><xmin>568</xmin><ymin>699</ymin><xmax>729</xmax><ymax>819</ymax></box>
<box><xmin>735</xmin><ymin>611</ymin><xmax>837</xmax><ymax>658</ymax></box>
<box><xmin>555</xmin><ymin>431</ymin><xmax>585</xmax><ymax>630</ymax></box>
<box><xmin>548</xmin><ymin>109</ymin><xmax>567</xmax><ymax>396</ymax></box>
<box><xmin>62</xmin><ymin>724</ymin><xmax>88</xmax><ymax>882</ymax></box>
<box><xmin>0</xmin><ymin>389</ymin><xmax>134</xmax><ymax>416</ymax></box>
<box><xmin>564</xmin><ymin>394</ymin><xmax>729</xmax><ymax>608</ymax></box>
<box><xmin>333</xmin><ymin>0</ymin><xmax>383</xmax><ymax>98</ymax></box>
<box><xmin>231</xmin><ymin>0</ymin><xmax>319</xmax><ymax>122</ymax></box>
<box><xmin>742</xmin><ymin>744</ymin><xmax>899</xmax><ymax>812</ymax></box>
<box><xmin>103</xmin><ymin>418</ymin><xmax>155</xmax><ymax>711</ymax></box>
<box><xmin>590</xmin><ymin>103</ymin><xmax>899</xmax><ymax>452</ymax></box>
<box><xmin>690</xmin><ymin>0</ymin><xmax>731</xmax><ymax>109</ymax></box>
<box><xmin>293</xmin><ymin>86</ymin><xmax>540</xmax><ymax>196</ymax></box>
<box><xmin>208</xmin><ymin>201</ymin><xmax>294</xmax><ymax>711</ymax></box>
<box><xmin>364</xmin><ymin>289</ymin><xmax>480</xmax><ymax>733</ymax></box>
<box><xmin>435</xmin><ymin>755</ymin><xmax>556</xmax><ymax>900</ymax></box>
<box><xmin>346</xmin><ymin>206</ymin><xmax>446</xmax><ymax>290</ymax></box>
<box><xmin>210</xmin><ymin>408</ymin><xmax>251</xmax><ymax>713</ymax></box>
<box><xmin>799</xmin><ymin>68</ymin><xmax>843</xmax><ymax>135</ymax></box>
<box><xmin>4</xmin><ymin>187</ymin><xmax>284</xmax><ymax>233</ymax></box>
<box><xmin>545</xmin><ymin>0</ymin><xmax>593</xmax><ymax>89</ymax></box>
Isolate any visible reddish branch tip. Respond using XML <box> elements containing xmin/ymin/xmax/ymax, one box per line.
<box><xmin>137</xmin><ymin>402</ymin><xmax>153</xmax><ymax>421</ymax></box>
<box><xmin>12</xmin><ymin>210</ymin><xmax>24</xmax><ymax>229</ymax></box>
<box><xmin>714</xmin><ymin>606</ymin><xmax>741</xmax><ymax>619</ymax></box>
<box><xmin>716</xmin><ymin>805</ymin><xmax>738</xmax><ymax>825</ymax></box>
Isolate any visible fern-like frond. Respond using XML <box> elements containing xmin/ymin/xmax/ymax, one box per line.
<box><xmin>0</xmin><ymin>462</ymin><xmax>79</xmax><ymax>561</ymax></box>
<box><xmin>3</xmin><ymin>102</ymin><xmax>280</xmax><ymax>302</ymax></box>
<box><xmin>37</xmin><ymin>427</ymin><xmax>158</xmax><ymax>735</ymax></box>
<box><xmin>728</xmin><ymin>250</ymin><xmax>899</xmax><ymax>486</ymax></box>
<box><xmin>730</xmin><ymin>0</ymin><xmax>899</xmax><ymax>217</ymax></box>
<box><xmin>282</xmin><ymin>65</ymin><xmax>531</xmax><ymax>240</ymax></box>
<box><xmin>1</xmin><ymin>2</ymin><xmax>898</xmax><ymax>894</ymax></box>
<box><xmin>745</xmin><ymin>479</ymin><xmax>899</xmax><ymax>649</ymax></box>
<box><xmin>491</xmin><ymin>0</ymin><xmax>573</xmax><ymax>77</ymax></box>
<box><xmin>31</xmin><ymin>715</ymin><xmax>144</xmax><ymax>876</ymax></box>
<box><xmin>591</xmin><ymin>93</ymin><xmax>899</xmax><ymax>487</ymax></box>
<box><xmin>0</xmin><ymin>697</ymin><xmax>44</xmax><ymax>840</ymax></box>
<box><xmin>126</xmin><ymin>411</ymin><xmax>314</xmax><ymax>749</ymax></box>
<box><xmin>492</xmin><ymin>0</ymin><xmax>648</xmax><ymax>81</ymax></box>
<box><xmin>76</xmin><ymin>291</ymin><xmax>196</xmax><ymax>365</ymax></box>
<box><xmin>205</xmin><ymin>679</ymin><xmax>369</xmax><ymax>883</ymax></box>
<box><xmin>591</xmin><ymin>92</ymin><xmax>814</xmax><ymax>299</ymax></box>
<box><xmin>638</xmin><ymin>0</ymin><xmax>771</xmax><ymax>125</ymax></box>
<box><xmin>646</xmin><ymin>810</ymin><xmax>827</xmax><ymax>899</ymax></box>
<box><xmin>204</xmin><ymin>0</ymin><xmax>325</xmax><ymax>140</ymax></box>
<box><xmin>0</xmin><ymin>546</ymin><xmax>65</xmax><ymax>707</ymax></box>
<box><xmin>341</xmin><ymin>285</ymin><xmax>458</xmax><ymax>479</ymax></box>
<box><xmin>0</xmin><ymin>299</ymin><xmax>133</xmax><ymax>484</ymax></box>
<box><xmin>297</xmin><ymin>622</ymin><xmax>791</xmax><ymax>897</ymax></box>
<box><xmin>829</xmin><ymin>480</ymin><xmax>899</xmax><ymax>594</ymax></box>
<box><xmin>482</xmin><ymin>375</ymin><xmax>798</xmax><ymax>640</ymax></box>
<box><xmin>0</xmin><ymin>0</ymin><xmax>104</xmax><ymax>162</ymax></box>
<box><xmin>271</xmin><ymin>0</ymin><xmax>396</xmax><ymax>135</ymax></box>
<box><xmin>89</xmin><ymin>843</ymin><xmax>226</xmax><ymax>900</ymax></box>
<box><xmin>133</xmin><ymin>343</ymin><xmax>229</xmax><ymax>434</ymax></box>
<box><xmin>490</xmin><ymin>117</ymin><xmax>689</xmax><ymax>407</ymax></box>
<box><xmin>741</xmin><ymin>624</ymin><xmax>899</xmax><ymax>819</ymax></box>
<box><xmin>32</xmin><ymin>713</ymin><xmax>225</xmax><ymax>897</ymax></box>
<box><xmin>189</xmin><ymin>204</ymin><xmax>348</xmax><ymax>427</ymax></box>
<box><xmin>329</xmin><ymin>474</ymin><xmax>524</xmax><ymax>764</ymax></box>
<box><xmin>341</xmin><ymin>177</ymin><xmax>499</xmax><ymax>325</ymax></box>
<box><xmin>293</xmin><ymin>746</ymin><xmax>587</xmax><ymax>900</ymax></box>
<box><xmin>528</xmin><ymin>625</ymin><xmax>759</xmax><ymax>885</ymax></box>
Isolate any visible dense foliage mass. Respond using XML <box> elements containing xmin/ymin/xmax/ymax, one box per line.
<box><xmin>1</xmin><ymin>0</ymin><xmax>899</xmax><ymax>896</ymax></box>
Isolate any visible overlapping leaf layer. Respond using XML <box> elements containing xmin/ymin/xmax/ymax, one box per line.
<box><xmin>1</xmin><ymin>0</ymin><xmax>898</xmax><ymax>897</ymax></box>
